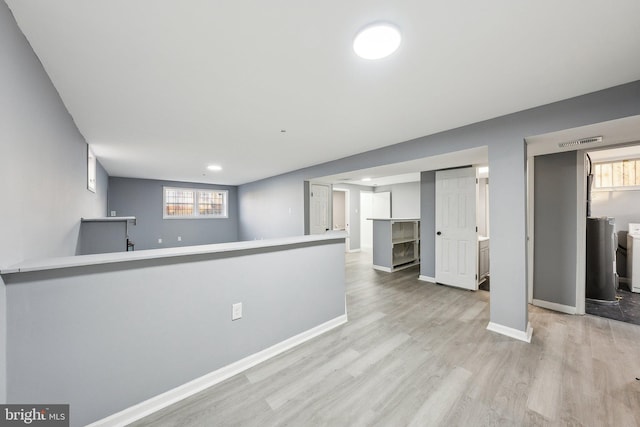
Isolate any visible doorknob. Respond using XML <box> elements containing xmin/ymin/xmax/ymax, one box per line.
<box><xmin>437</xmin><ymin>231</ymin><xmax>442</xmax><ymax>236</ymax></box>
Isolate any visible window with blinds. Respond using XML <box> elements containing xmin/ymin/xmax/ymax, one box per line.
<box><xmin>163</xmin><ymin>187</ymin><xmax>228</xmax><ymax>219</ymax></box>
<box><xmin>593</xmin><ymin>159</ymin><xmax>640</xmax><ymax>190</ymax></box>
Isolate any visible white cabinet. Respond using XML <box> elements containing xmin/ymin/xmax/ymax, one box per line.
<box><xmin>371</xmin><ymin>218</ymin><xmax>420</xmax><ymax>272</ymax></box>
<box><xmin>478</xmin><ymin>237</ymin><xmax>490</xmax><ymax>283</ymax></box>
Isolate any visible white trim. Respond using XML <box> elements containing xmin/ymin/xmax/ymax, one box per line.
<box><xmin>372</xmin><ymin>265</ymin><xmax>392</xmax><ymax>272</ymax></box>
<box><xmin>347</xmin><ymin>248</ymin><xmax>361</xmax><ymax>253</ymax></box>
<box><xmin>532</xmin><ymin>299</ymin><xmax>577</xmax><ymax>315</ymax></box>
<box><xmin>418</xmin><ymin>275</ymin><xmax>435</xmax><ymax>283</ymax></box>
<box><xmin>486</xmin><ymin>321</ymin><xmax>533</xmax><ymax>343</ymax></box>
<box><xmin>527</xmin><ymin>156</ymin><xmax>534</xmax><ymax>304</ymax></box>
<box><xmin>87</xmin><ymin>314</ymin><xmax>348</xmax><ymax>427</ymax></box>
<box><xmin>575</xmin><ymin>151</ymin><xmax>586</xmax><ymax>315</ymax></box>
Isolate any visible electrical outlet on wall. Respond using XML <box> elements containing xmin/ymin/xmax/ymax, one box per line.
<box><xmin>158</xmin><ymin>238</ymin><xmax>163</xmax><ymax>244</ymax></box>
<box><xmin>232</xmin><ymin>302</ymin><xmax>242</xmax><ymax>320</ymax></box>
<box><xmin>110</xmin><ymin>210</ymin><xmax>117</xmax><ymax>217</ymax></box>
<box><xmin>177</xmin><ymin>236</ymin><xmax>182</xmax><ymax>242</ymax></box>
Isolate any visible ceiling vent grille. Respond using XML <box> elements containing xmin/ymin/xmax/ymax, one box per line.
<box><xmin>558</xmin><ymin>136</ymin><xmax>603</xmax><ymax>148</ymax></box>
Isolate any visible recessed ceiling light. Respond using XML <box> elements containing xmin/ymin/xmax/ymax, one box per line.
<box><xmin>362</xmin><ymin>177</ymin><xmax>372</xmax><ymax>182</ymax></box>
<box><xmin>353</xmin><ymin>23</ymin><xmax>401</xmax><ymax>60</ymax></box>
<box><xmin>207</xmin><ymin>165</ymin><xmax>222</xmax><ymax>171</ymax></box>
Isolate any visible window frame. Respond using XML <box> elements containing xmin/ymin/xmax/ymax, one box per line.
<box><xmin>163</xmin><ymin>186</ymin><xmax>229</xmax><ymax>219</ymax></box>
<box><xmin>592</xmin><ymin>158</ymin><xmax>640</xmax><ymax>192</ymax></box>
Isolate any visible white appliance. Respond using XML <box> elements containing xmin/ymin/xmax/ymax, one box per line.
<box><xmin>628</xmin><ymin>223</ymin><xmax>640</xmax><ymax>293</ymax></box>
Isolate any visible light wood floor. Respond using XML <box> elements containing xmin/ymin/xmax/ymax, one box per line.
<box><xmin>131</xmin><ymin>251</ymin><xmax>640</xmax><ymax>426</ymax></box>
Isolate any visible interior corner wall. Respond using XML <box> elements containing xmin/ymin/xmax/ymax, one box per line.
<box><xmin>420</xmin><ymin>171</ymin><xmax>436</xmax><ymax>278</ymax></box>
<box><xmin>239</xmin><ymin>172</ymin><xmax>307</xmax><ymax>241</ymax></box>
<box><xmin>533</xmin><ymin>151</ymin><xmax>578</xmax><ymax>307</ymax></box>
<box><xmin>374</xmin><ymin>182</ymin><xmax>421</xmax><ymax>218</ymax></box>
<box><xmin>107</xmin><ymin>177</ymin><xmax>239</xmax><ymax>249</ymax></box>
<box><xmin>0</xmin><ymin>1</ymin><xmax>108</xmax><ymax>267</ymax></box>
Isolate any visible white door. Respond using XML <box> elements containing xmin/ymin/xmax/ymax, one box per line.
<box><xmin>435</xmin><ymin>168</ymin><xmax>478</xmax><ymax>290</ymax></box>
<box><xmin>310</xmin><ymin>184</ymin><xmax>331</xmax><ymax>234</ymax></box>
<box><xmin>360</xmin><ymin>191</ymin><xmax>373</xmax><ymax>248</ymax></box>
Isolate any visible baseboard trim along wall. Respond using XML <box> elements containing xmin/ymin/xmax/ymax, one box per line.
<box><xmin>486</xmin><ymin>321</ymin><xmax>533</xmax><ymax>343</ymax></box>
<box><xmin>347</xmin><ymin>249</ymin><xmax>361</xmax><ymax>253</ymax></box>
<box><xmin>88</xmin><ymin>314</ymin><xmax>348</xmax><ymax>427</ymax></box>
<box><xmin>372</xmin><ymin>265</ymin><xmax>392</xmax><ymax>272</ymax></box>
<box><xmin>532</xmin><ymin>299</ymin><xmax>577</xmax><ymax>315</ymax></box>
<box><xmin>418</xmin><ymin>275</ymin><xmax>436</xmax><ymax>283</ymax></box>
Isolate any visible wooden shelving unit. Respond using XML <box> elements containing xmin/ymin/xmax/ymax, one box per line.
<box><xmin>370</xmin><ymin>218</ymin><xmax>420</xmax><ymax>272</ymax></box>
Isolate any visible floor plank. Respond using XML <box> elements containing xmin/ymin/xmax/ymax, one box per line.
<box><xmin>130</xmin><ymin>250</ymin><xmax>640</xmax><ymax>427</ymax></box>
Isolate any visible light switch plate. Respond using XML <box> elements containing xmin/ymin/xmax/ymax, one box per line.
<box><xmin>232</xmin><ymin>303</ymin><xmax>242</xmax><ymax>320</ymax></box>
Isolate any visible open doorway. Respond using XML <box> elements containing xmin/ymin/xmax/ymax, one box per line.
<box><xmin>584</xmin><ymin>145</ymin><xmax>640</xmax><ymax>325</ymax></box>
<box><xmin>477</xmin><ymin>166</ymin><xmax>490</xmax><ymax>291</ymax></box>
<box><xmin>526</xmin><ymin>115</ymin><xmax>640</xmax><ymax>320</ymax></box>
<box><xmin>332</xmin><ymin>188</ymin><xmax>351</xmax><ymax>252</ymax></box>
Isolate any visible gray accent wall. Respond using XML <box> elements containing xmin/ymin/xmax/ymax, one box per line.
<box><xmin>108</xmin><ymin>177</ymin><xmax>239</xmax><ymax>249</ymax></box>
<box><xmin>3</xmin><ymin>239</ymin><xmax>346</xmax><ymax>426</ymax></box>
<box><xmin>0</xmin><ymin>1</ymin><xmax>108</xmax><ymax>402</ymax></box>
<box><xmin>375</xmin><ymin>182</ymin><xmax>421</xmax><ymax>218</ymax></box>
<box><xmin>420</xmin><ymin>171</ymin><xmax>436</xmax><ymax>278</ymax></box>
<box><xmin>239</xmin><ymin>81</ymin><xmax>640</xmax><ymax>333</ymax></box>
<box><xmin>533</xmin><ymin>152</ymin><xmax>578</xmax><ymax>307</ymax></box>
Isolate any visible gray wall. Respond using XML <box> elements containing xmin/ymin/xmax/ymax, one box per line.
<box><xmin>108</xmin><ymin>177</ymin><xmax>239</xmax><ymax>250</ymax></box>
<box><xmin>592</xmin><ymin>189</ymin><xmax>640</xmax><ymax>236</ymax></box>
<box><xmin>420</xmin><ymin>171</ymin><xmax>436</xmax><ymax>278</ymax></box>
<box><xmin>0</xmin><ymin>1</ymin><xmax>108</xmax><ymax>266</ymax></box>
<box><xmin>533</xmin><ymin>152</ymin><xmax>578</xmax><ymax>307</ymax></box>
<box><xmin>0</xmin><ymin>1</ymin><xmax>108</xmax><ymax>402</ymax></box>
<box><xmin>375</xmin><ymin>182</ymin><xmax>421</xmax><ymax>218</ymax></box>
<box><xmin>3</xmin><ymin>239</ymin><xmax>346</xmax><ymax>426</ymax></box>
<box><xmin>239</xmin><ymin>81</ymin><xmax>640</xmax><ymax>333</ymax></box>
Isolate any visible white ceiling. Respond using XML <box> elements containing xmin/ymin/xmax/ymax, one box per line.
<box><xmin>6</xmin><ymin>1</ymin><xmax>640</xmax><ymax>185</ymax></box>
<box><xmin>316</xmin><ymin>146</ymin><xmax>488</xmax><ymax>186</ymax></box>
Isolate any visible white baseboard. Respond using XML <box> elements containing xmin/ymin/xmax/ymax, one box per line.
<box><xmin>88</xmin><ymin>314</ymin><xmax>348</xmax><ymax>427</ymax></box>
<box><xmin>418</xmin><ymin>275</ymin><xmax>435</xmax><ymax>283</ymax></box>
<box><xmin>486</xmin><ymin>321</ymin><xmax>533</xmax><ymax>343</ymax></box>
<box><xmin>372</xmin><ymin>265</ymin><xmax>392</xmax><ymax>272</ymax></box>
<box><xmin>532</xmin><ymin>299</ymin><xmax>577</xmax><ymax>315</ymax></box>
<box><xmin>347</xmin><ymin>248</ymin><xmax>361</xmax><ymax>253</ymax></box>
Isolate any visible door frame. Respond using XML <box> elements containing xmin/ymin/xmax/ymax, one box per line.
<box><xmin>360</xmin><ymin>190</ymin><xmax>373</xmax><ymax>249</ymax></box>
<box><xmin>526</xmin><ymin>152</ymin><xmax>586</xmax><ymax>315</ymax></box>
<box><xmin>333</xmin><ymin>187</ymin><xmax>352</xmax><ymax>252</ymax></box>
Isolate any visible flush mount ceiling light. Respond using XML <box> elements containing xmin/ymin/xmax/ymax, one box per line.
<box><xmin>207</xmin><ymin>165</ymin><xmax>222</xmax><ymax>171</ymax></box>
<box><xmin>362</xmin><ymin>177</ymin><xmax>372</xmax><ymax>182</ymax></box>
<box><xmin>353</xmin><ymin>22</ymin><xmax>401</xmax><ymax>60</ymax></box>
